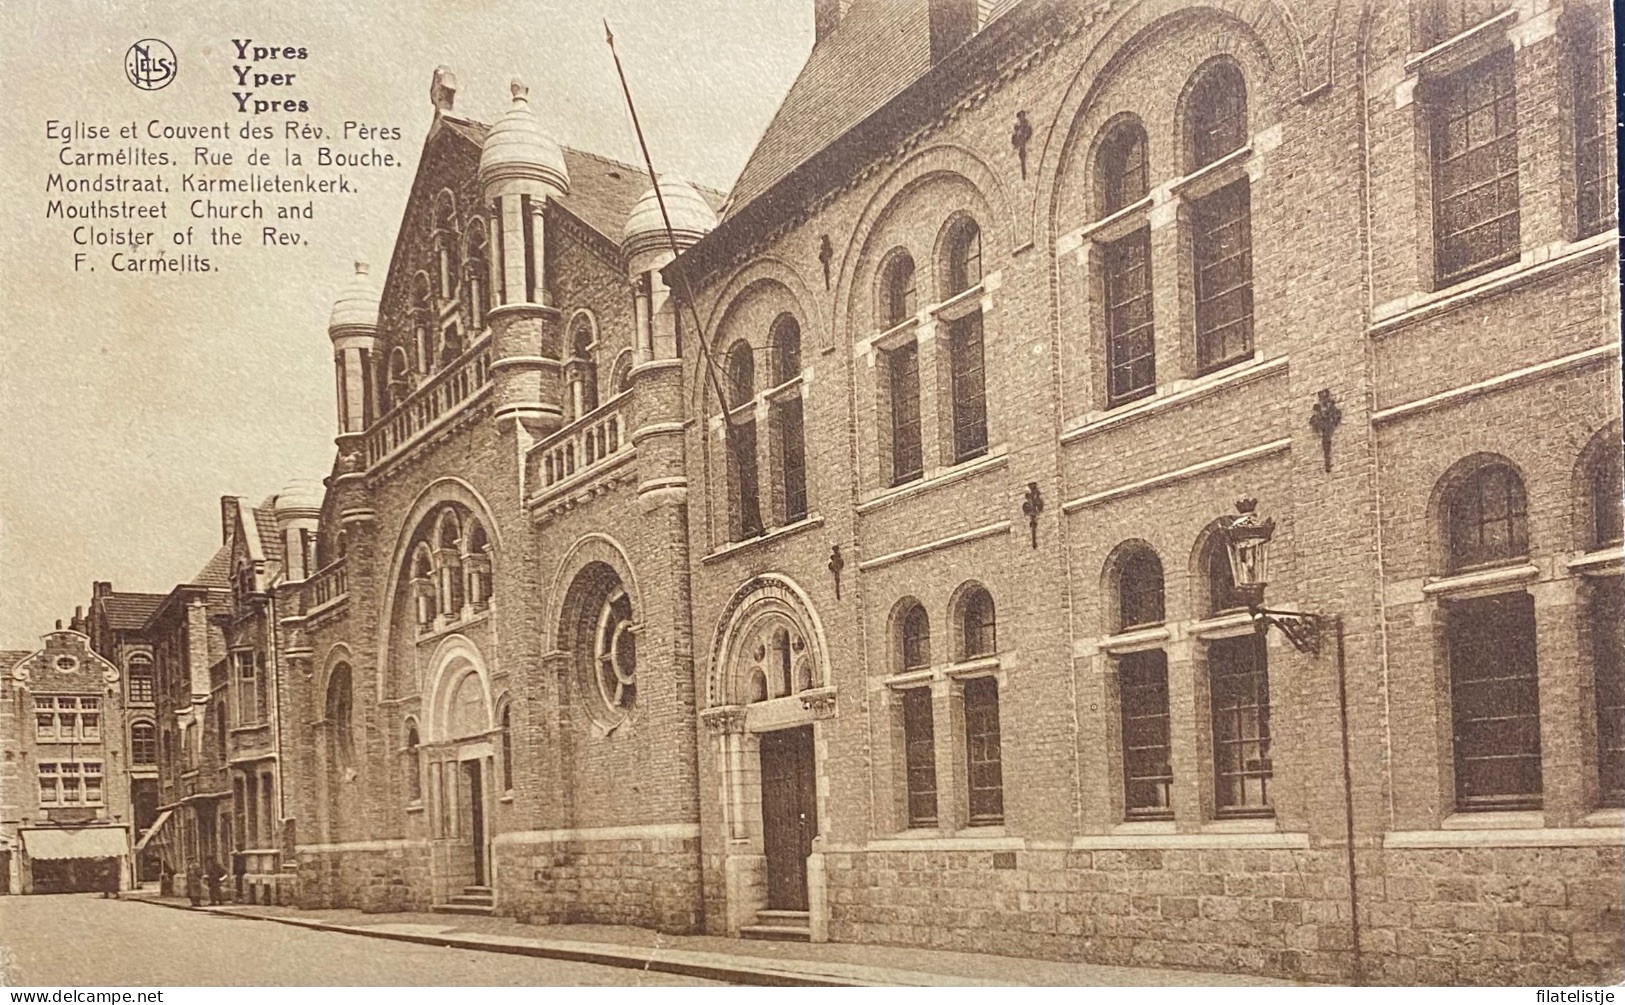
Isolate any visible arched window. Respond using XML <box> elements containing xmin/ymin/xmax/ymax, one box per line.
<box><xmin>1187</xmin><ymin>60</ymin><xmax>1248</xmax><ymax>171</ymax></box>
<box><xmin>943</xmin><ymin>217</ymin><xmax>983</xmax><ymax>296</ymax></box>
<box><xmin>957</xmin><ymin>585</ymin><xmax>997</xmax><ymax>660</ymax></box>
<box><xmin>434</xmin><ymin>193</ymin><xmax>460</xmax><ymax>300</ymax></box>
<box><xmin>1098</xmin><ymin>118</ymin><xmax>1149</xmax><ymax>216</ymax></box>
<box><xmin>465</xmin><ymin>522</ymin><xmax>492</xmax><ymax>611</ymax></box>
<box><xmin>437</xmin><ymin>513</ymin><xmax>465</xmax><ymax>618</ymax></box>
<box><xmin>899</xmin><ymin>601</ymin><xmax>930</xmax><ymax>671</ymax></box>
<box><xmin>465</xmin><ymin>223</ymin><xmax>490</xmax><ymax>331</ymax></box>
<box><xmin>499</xmin><ymin>704</ymin><xmax>514</xmax><ymax>793</ymax></box>
<box><xmin>1589</xmin><ymin>442</ymin><xmax>1623</xmax><ymax>549</ymax></box>
<box><xmin>326</xmin><ymin>664</ymin><xmax>354</xmax><ymax>769</ymax></box>
<box><xmin>412</xmin><ymin>273</ymin><xmax>434</xmax><ymax>373</ymax></box>
<box><xmin>611</xmin><ymin>349</ymin><xmax>635</xmax><ymax>395</ymax></box>
<box><xmin>768</xmin><ymin>314</ymin><xmax>807</xmax><ymax>524</ymax></box>
<box><xmin>412</xmin><ymin>545</ymin><xmax>437</xmax><ymax>630</ymax></box>
<box><xmin>127</xmin><ymin>654</ymin><xmax>154</xmax><ymax>704</ymax></box>
<box><xmin>1445</xmin><ymin>462</ymin><xmax>1529</xmax><ymax>570</ymax></box>
<box><xmin>569</xmin><ymin>316</ymin><xmax>599</xmax><ymax>416</ymax></box>
<box><xmin>725</xmin><ymin>340</ymin><xmax>755</xmax><ymax>408</ymax></box>
<box><xmin>404</xmin><ymin>721</ymin><xmax>422</xmax><ymax>803</ymax></box>
<box><xmin>1117</xmin><ymin>547</ymin><xmax>1166</xmax><ymax>630</ymax></box>
<box><xmin>880</xmin><ymin>250</ymin><xmax>917</xmax><ymax>329</ymax></box>
<box><xmin>769</xmin><ymin>314</ymin><xmax>802</xmax><ymax>386</ymax></box>
<box><xmin>130</xmin><ymin>721</ymin><xmax>157</xmax><ymax>765</ymax></box>
<box><xmin>1205</xmin><ymin>533</ymin><xmax>1243</xmax><ymax>616</ymax></box>
<box><xmin>564</xmin><ymin>564</ymin><xmax>638</xmax><ymax>719</ymax></box>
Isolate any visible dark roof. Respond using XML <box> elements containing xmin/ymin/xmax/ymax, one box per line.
<box><xmin>99</xmin><ymin>592</ymin><xmax>166</xmax><ymax>631</ymax></box>
<box><xmin>191</xmin><ymin>545</ymin><xmax>232</xmax><ymax>589</ymax></box>
<box><xmin>436</xmin><ymin>117</ymin><xmax>725</xmax><ymax>245</ymax></box>
<box><xmin>722</xmin><ymin>0</ymin><xmax>933</xmax><ymax>219</ymax></box>
<box><xmin>252</xmin><ymin>506</ymin><xmax>283</xmax><ymax>563</ymax></box>
<box><xmin>0</xmin><ymin>650</ymin><xmax>32</xmax><ymax>672</ymax></box>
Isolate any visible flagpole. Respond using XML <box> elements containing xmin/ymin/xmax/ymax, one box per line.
<box><xmin>604</xmin><ymin>20</ymin><xmax>737</xmax><ymax>428</ymax></box>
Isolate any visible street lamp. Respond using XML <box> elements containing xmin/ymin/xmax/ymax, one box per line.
<box><xmin>1219</xmin><ymin>495</ymin><xmax>1363</xmax><ymax>982</ymax></box>
<box><xmin>1221</xmin><ymin>497</ymin><xmax>1325</xmax><ymax>655</ymax></box>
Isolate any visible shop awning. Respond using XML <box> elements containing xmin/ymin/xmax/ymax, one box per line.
<box><xmin>21</xmin><ymin>827</ymin><xmax>128</xmax><ymax>861</ymax></box>
<box><xmin>134</xmin><ymin>809</ymin><xmax>174</xmax><ymax>852</ymax></box>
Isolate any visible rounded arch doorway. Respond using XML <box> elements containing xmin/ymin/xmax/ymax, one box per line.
<box><xmin>423</xmin><ymin>637</ymin><xmax>497</xmax><ymax>895</ymax></box>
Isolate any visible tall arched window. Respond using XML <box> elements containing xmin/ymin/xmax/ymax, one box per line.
<box><xmin>724</xmin><ymin>340</ymin><xmax>762</xmax><ymax>540</ymax></box>
<box><xmin>499</xmin><ymin>704</ymin><xmax>514</xmax><ymax>793</ymax></box>
<box><xmin>437</xmin><ymin>514</ymin><xmax>465</xmax><ymax>618</ymax></box>
<box><xmin>465</xmin><ymin>223</ymin><xmax>489</xmax><ymax>331</ymax></box>
<box><xmin>1187</xmin><ymin>60</ymin><xmax>1248</xmax><ymax>170</ymax></box>
<box><xmin>957</xmin><ymin>585</ymin><xmax>997</xmax><ymax>660</ymax></box>
<box><xmin>1117</xmin><ymin>546</ymin><xmax>1166</xmax><ymax>630</ymax></box>
<box><xmin>568</xmin><ymin>316</ymin><xmax>599</xmax><ymax>417</ymax></box>
<box><xmin>880</xmin><ymin>250</ymin><xmax>917</xmax><ymax>329</ymax></box>
<box><xmin>899</xmin><ymin>600</ymin><xmax>930</xmax><ymax>671</ymax></box>
<box><xmin>433</xmin><ymin>193</ymin><xmax>460</xmax><ymax>300</ymax></box>
<box><xmin>1445</xmin><ymin>462</ymin><xmax>1529</xmax><ymax>570</ymax></box>
<box><xmin>725</xmin><ymin>340</ymin><xmax>755</xmax><ymax>408</ymax></box>
<box><xmin>404</xmin><ymin>721</ymin><xmax>422</xmax><ymax>803</ymax></box>
<box><xmin>1590</xmin><ymin>443</ymin><xmax>1623</xmax><ymax>549</ymax></box>
<box><xmin>127</xmin><ymin>654</ymin><xmax>154</xmax><ymax>705</ymax></box>
<box><xmin>943</xmin><ymin>217</ymin><xmax>983</xmax><ymax>296</ymax></box>
<box><xmin>465</xmin><ymin>522</ymin><xmax>492</xmax><ymax>611</ymax></box>
<box><xmin>1098</xmin><ymin>118</ymin><xmax>1155</xmax><ymax>404</ymax></box>
<box><xmin>412</xmin><ymin>273</ymin><xmax>434</xmax><ymax>373</ymax></box>
<box><xmin>412</xmin><ymin>545</ymin><xmax>437</xmax><ymax>631</ymax></box>
<box><xmin>1185</xmin><ymin>60</ymin><xmax>1254</xmax><ymax>374</ymax></box>
<box><xmin>327</xmin><ymin>664</ymin><xmax>354</xmax><ymax>770</ymax></box>
<box><xmin>768</xmin><ymin>314</ymin><xmax>807</xmax><ymax>524</ymax></box>
<box><xmin>130</xmin><ymin>721</ymin><xmax>157</xmax><ymax>764</ymax></box>
<box><xmin>1098</xmin><ymin>118</ymin><xmax>1149</xmax><ymax>216</ymax></box>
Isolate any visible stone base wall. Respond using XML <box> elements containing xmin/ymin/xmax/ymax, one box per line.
<box><xmin>1365</xmin><ymin>845</ymin><xmax>1625</xmax><ymax>985</ymax></box>
<box><xmin>495</xmin><ymin>833</ymin><xmax>701</xmax><ymax>932</ymax></box>
<box><xmin>823</xmin><ymin>843</ymin><xmax>1625</xmax><ymax>985</ymax></box>
<box><xmin>295</xmin><ymin>844</ymin><xmax>433</xmax><ymax>914</ymax></box>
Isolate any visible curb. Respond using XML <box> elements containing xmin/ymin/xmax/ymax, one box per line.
<box><xmin>131</xmin><ymin>897</ymin><xmax>930</xmax><ymax>986</ymax></box>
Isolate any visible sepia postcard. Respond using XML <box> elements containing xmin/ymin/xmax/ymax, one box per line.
<box><xmin>0</xmin><ymin>0</ymin><xmax>1621</xmax><ymax>993</ymax></box>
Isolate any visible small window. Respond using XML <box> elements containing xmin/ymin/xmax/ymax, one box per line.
<box><xmin>405</xmin><ymin>723</ymin><xmax>422</xmax><ymax>803</ymax></box>
<box><xmin>1424</xmin><ymin>0</ymin><xmax>1505</xmax><ymax>47</ymax></box>
<box><xmin>1098</xmin><ymin>119</ymin><xmax>1149</xmax><ymax>216</ymax></box>
<box><xmin>769</xmin><ymin>315</ymin><xmax>802</xmax><ymax>386</ymax></box>
<box><xmin>130</xmin><ymin>722</ymin><xmax>157</xmax><ymax>765</ymax></box>
<box><xmin>1191</xmin><ymin>179</ymin><xmax>1254</xmax><ymax>374</ymax></box>
<box><xmin>902</xmin><ymin>687</ymin><xmax>938</xmax><ymax>828</ymax></box>
<box><xmin>726</xmin><ymin>340</ymin><xmax>755</xmax><ymax>410</ymax></box>
<box><xmin>948</xmin><ymin>314</ymin><xmax>988</xmax><ymax>462</ymax></box>
<box><xmin>1447</xmin><ymin>592</ymin><xmax>1542</xmax><ymax>810</ymax></box>
<box><xmin>963</xmin><ymin>677</ymin><xmax>1004</xmax><ymax>826</ymax></box>
<box><xmin>1431</xmin><ymin>51</ymin><xmax>1520</xmax><ymax>287</ymax></box>
<box><xmin>1119</xmin><ymin>650</ymin><xmax>1173</xmax><ymax>819</ymax></box>
<box><xmin>128</xmin><ymin>655</ymin><xmax>155</xmax><ymax>704</ymax></box>
<box><xmin>1118</xmin><ymin>547</ymin><xmax>1165</xmax><ymax>630</ymax></box>
<box><xmin>38</xmin><ymin>763</ymin><xmax>58</xmax><ymax>805</ymax></box>
<box><xmin>944</xmin><ymin>218</ymin><xmax>983</xmax><ymax>296</ymax></box>
<box><xmin>85</xmin><ymin>762</ymin><xmax>104</xmax><ymax>805</ymax></box>
<box><xmin>1187</xmin><ymin>60</ymin><xmax>1248</xmax><ymax>170</ymax></box>
<box><xmin>887</xmin><ymin>342</ymin><xmax>924</xmax><ymax>485</ymax></box>
<box><xmin>959</xmin><ymin>586</ymin><xmax>997</xmax><ymax>659</ymax></box>
<box><xmin>1103</xmin><ymin>228</ymin><xmax>1155</xmax><ymax>404</ymax></box>
<box><xmin>500</xmin><ymin>706</ymin><xmax>515</xmax><ymax>793</ymax></box>
<box><xmin>881</xmin><ymin>251</ymin><xmax>918</xmax><ymax>329</ymax></box>
<box><xmin>1210</xmin><ymin>635</ymin><xmax>1272</xmax><ymax>816</ymax></box>
<box><xmin>1573</xmin><ymin>21</ymin><xmax>1617</xmax><ymax>239</ymax></box>
<box><xmin>900</xmin><ymin>602</ymin><xmax>931</xmax><ymax>671</ymax></box>
<box><xmin>1445</xmin><ymin>462</ymin><xmax>1528</xmax><ymax>570</ymax></box>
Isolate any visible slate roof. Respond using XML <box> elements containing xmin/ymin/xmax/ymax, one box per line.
<box><xmin>99</xmin><ymin>592</ymin><xmax>166</xmax><ymax>631</ymax></box>
<box><xmin>437</xmin><ymin>116</ymin><xmax>726</xmax><ymax>245</ymax></box>
<box><xmin>252</xmin><ymin>505</ymin><xmax>283</xmax><ymax>563</ymax></box>
<box><xmin>722</xmin><ymin>0</ymin><xmax>934</xmax><ymax>219</ymax></box>
<box><xmin>0</xmin><ymin>650</ymin><xmax>32</xmax><ymax>673</ymax></box>
<box><xmin>191</xmin><ymin>545</ymin><xmax>232</xmax><ymax>589</ymax></box>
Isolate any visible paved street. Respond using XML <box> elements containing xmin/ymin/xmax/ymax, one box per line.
<box><xmin>0</xmin><ymin>894</ymin><xmax>719</xmax><ymax>986</ymax></box>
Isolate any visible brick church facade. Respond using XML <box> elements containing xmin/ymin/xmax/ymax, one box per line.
<box><xmin>148</xmin><ymin>0</ymin><xmax>1623</xmax><ymax>984</ymax></box>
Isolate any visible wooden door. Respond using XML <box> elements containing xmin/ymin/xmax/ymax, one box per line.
<box><xmin>461</xmin><ymin>759</ymin><xmax>486</xmax><ymax>885</ymax></box>
<box><xmin>759</xmin><ymin>726</ymin><xmax>817</xmax><ymax>911</ymax></box>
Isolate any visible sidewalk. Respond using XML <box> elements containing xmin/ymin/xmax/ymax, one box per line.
<box><xmin>129</xmin><ymin>892</ymin><xmax>1306</xmax><ymax>987</ymax></box>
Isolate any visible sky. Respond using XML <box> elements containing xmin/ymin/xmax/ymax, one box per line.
<box><xmin>0</xmin><ymin>0</ymin><xmax>813</xmax><ymax>649</ymax></box>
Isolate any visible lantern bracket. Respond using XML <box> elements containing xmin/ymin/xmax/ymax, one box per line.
<box><xmin>1251</xmin><ymin>606</ymin><xmax>1325</xmax><ymax>656</ymax></box>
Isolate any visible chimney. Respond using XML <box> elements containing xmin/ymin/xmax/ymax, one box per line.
<box><xmin>221</xmin><ymin>496</ymin><xmax>239</xmax><ymax>545</ymax></box>
<box><xmin>430</xmin><ymin>66</ymin><xmax>457</xmax><ymax>114</ymax></box>
<box><xmin>93</xmin><ymin>581</ymin><xmax>112</xmax><ymax>599</ymax></box>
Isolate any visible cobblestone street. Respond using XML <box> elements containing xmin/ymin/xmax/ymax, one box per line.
<box><xmin>0</xmin><ymin>894</ymin><xmax>718</xmax><ymax>986</ymax></box>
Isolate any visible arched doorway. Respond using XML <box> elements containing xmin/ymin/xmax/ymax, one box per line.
<box><xmin>425</xmin><ymin>638</ymin><xmax>495</xmax><ymax>895</ymax></box>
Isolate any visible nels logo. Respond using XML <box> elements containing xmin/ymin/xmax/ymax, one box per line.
<box><xmin>125</xmin><ymin>38</ymin><xmax>177</xmax><ymax>91</ymax></box>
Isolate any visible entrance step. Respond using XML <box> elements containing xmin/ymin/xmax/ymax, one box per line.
<box><xmin>431</xmin><ymin>885</ymin><xmax>495</xmax><ymax>916</ymax></box>
<box><xmin>740</xmin><ymin>909</ymin><xmax>810</xmax><ymax>941</ymax></box>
